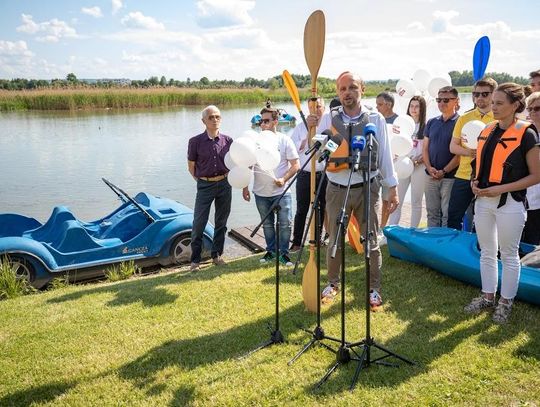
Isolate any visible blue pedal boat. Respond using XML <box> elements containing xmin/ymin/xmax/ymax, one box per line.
<box><xmin>0</xmin><ymin>178</ymin><xmax>214</xmax><ymax>288</ymax></box>
<box><xmin>251</xmin><ymin>108</ymin><xmax>297</xmax><ymax>126</ymax></box>
<box><xmin>383</xmin><ymin>226</ymin><xmax>540</xmax><ymax>306</ymax></box>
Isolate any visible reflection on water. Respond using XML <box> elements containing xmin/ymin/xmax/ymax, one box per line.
<box><xmin>0</xmin><ymin>95</ymin><xmax>473</xmax><ymax>227</ymax></box>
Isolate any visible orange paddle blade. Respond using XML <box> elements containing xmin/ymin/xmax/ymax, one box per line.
<box><xmin>282</xmin><ymin>70</ymin><xmax>302</xmax><ymax>112</ymax></box>
<box><xmin>347</xmin><ymin>214</ymin><xmax>364</xmax><ymax>254</ymax></box>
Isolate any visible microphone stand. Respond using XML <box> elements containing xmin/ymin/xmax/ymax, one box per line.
<box><xmin>347</xmin><ymin>130</ymin><xmax>415</xmax><ymax>391</ymax></box>
<box><xmin>241</xmin><ymin>147</ymin><xmax>320</xmax><ymax>358</ymax></box>
<box><xmin>288</xmin><ymin>158</ymin><xmax>340</xmax><ymax>365</ymax></box>
<box><xmin>315</xmin><ymin>158</ymin><xmax>362</xmax><ymax>389</ymax></box>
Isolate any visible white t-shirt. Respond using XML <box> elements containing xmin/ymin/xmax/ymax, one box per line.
<box><xmin>252</xmin><ymin>132</ymin><xmax>299</xmax><ymax>197</ymax></box>
<box><xmin>289</xmin><ymin>114</ymin><xmax>332</xmax><ymax>172</ymax></box>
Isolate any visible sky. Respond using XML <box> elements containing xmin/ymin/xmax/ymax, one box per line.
<box><xmin>0</xmin><ymin>0</ymin><xmax>539</xmax><ymax>82</ymax></box>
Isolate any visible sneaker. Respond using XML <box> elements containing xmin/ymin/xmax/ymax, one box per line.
<box><xmin>464</xmin><ymin>295</ymin><xmax>495</xmax><ymax>314</ymax></box>
<box><xmin>369</xmin><ymin>289</ymin><xmax>383</xmax><ymax>309</ymax></box>
<box><xmin>212</xmin><ymin>256</ymin><xmax>227</xmax><ymax>266</ymax></box>
<box><xmin>190</xmin><ymin>262</ymin><xmax>200</xmax><ymax>272</ymax></box>
<box><xmin>279</xmin><ymin>254</ymin><xmax>293</xmax><ymax>267</ymax></box>
<box><xmin>377</xmin><ymin>232</ymin><xmax>387</xmax><ymax>247</ymax></box>
<box><xmin>492</xmin><ymin>300</ymin><xmax>512</xmax><ymax>324</ymax></box>
<box><xmin>259</xmin><ymin>251</ymin><xmax>275</xmax><ymax>264</ymax></box>
<box><xmin>321</xmin><ymin>232</ymin><xmax>330</xmax><ymax>246</ymax></box>
<box><xmin>289</xmin><ymin>244</ymin><xmax>301</xmax><ymax>252</ymax></box>
<box><xmin>321</xmin><ymin>284</ymin><xmax>339</xmax><ymax>304</ymax></box>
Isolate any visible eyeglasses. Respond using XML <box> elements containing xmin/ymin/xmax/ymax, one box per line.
<box><xmin>207</xmin><ymin>115</ymin><xmax>221</xmax><ymax>120</ymax></box>
<box><xmin>472</xmin><ymin>91</ymin><xmax>492</xmax><ymax>98</ymax></box>
<box><xmin>436</xmin><ymin>97</ymin><xmax>457</xmax><ymax>103</ymax></box>
<box><xmin>529</xmin><ymin>106</ymin><xmax>540</xmax><ymax>113</ymax></box>
<box><xmin>260</xmin><ymin>118</ymin><xmax>272</xmax><ymax>124</ymax></box>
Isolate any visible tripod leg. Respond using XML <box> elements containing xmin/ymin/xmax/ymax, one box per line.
<box><xmin>239</xmin><ymin>339</ymin><xmax>275</xmax><ymax>359</ymax></box>
<box><xmin>288</xmin><ymin>338</ymin><xmax>317</xmax><ymax>365</ymax></box>
<box><xmin>350</xmin><ymin>345</ymin><xmax>368</xmax><ymax>391</ymax></box>
<box><xmin>372</xmin><ymin>342</ymin><xmax>415</xmax><ymax>365</ymax></box>
<box><xmin>315</xmin><ymin>361</ymin><xmax>341</xmax><ymax>389</ymax></box>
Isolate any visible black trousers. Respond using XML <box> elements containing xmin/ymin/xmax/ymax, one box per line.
<box><xmin>191</xmin><ymin>178</ymin><xmax>232</xmax><ymax>263</ymax></box>
<box><xmin>291</xmin><ymin>170</ymin><xmax>327</xmax><ymax>246</ymax></box>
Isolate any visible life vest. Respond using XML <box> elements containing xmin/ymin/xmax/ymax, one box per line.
<box><xmin>327</xmin><ymin>107</ymin><xmax>379</xmax><ymax>172</ymax></box>
<box><xmin>476</xmin><ymin>119</ymin><xmax>531</xmax><ymax>207</ymax></box>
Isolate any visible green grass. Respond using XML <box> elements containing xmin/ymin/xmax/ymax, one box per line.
<box><xmin>0</xmin><ymin>248</ymin><xmax>538</xmax><ymax>406</ymax></box>
<box><xmin>105</xmin><ymin>260</ymin><xmax>141</xmax><ymax>282</ymax></box>
<box><xmin>0</xmin><ymin>257</ymin><xmax>36</xmax><ymax>300</ymax></box>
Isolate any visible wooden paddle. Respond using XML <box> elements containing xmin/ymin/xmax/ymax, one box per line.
<box><xmin>282</xmin><ymin>69</ymin><xmax>308</xmax><ymax>130</ymax></box>
<box><xmin>301</xmin><ymin>10</ymin><xmax>325</xmax><ymax>313</ymax></box>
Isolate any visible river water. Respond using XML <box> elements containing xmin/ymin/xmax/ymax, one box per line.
<box><xmin>0</xmin><ymin>95</ymin><xmax>473</xmax><ymax>228</ymax></box>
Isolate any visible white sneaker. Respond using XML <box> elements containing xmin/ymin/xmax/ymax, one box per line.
<box><xmin>378</xmin><ymin>234</ymin><xmax>387</xmax><ymax>246</ymax></box>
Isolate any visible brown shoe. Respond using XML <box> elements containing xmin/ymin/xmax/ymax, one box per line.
<box><xmin>190</xmin><ymin>262</ymin><xmax>200</xmax><ymax>272</ymax></box>
<box><xmin>290</xmin><ymin>245</ymin><xmax>301</xmax><ymax>252</ymax></box>
<box><xmin>212</xmin><ymin>256</ymin><xmax>227</xmax><ymax>266</ymax></box>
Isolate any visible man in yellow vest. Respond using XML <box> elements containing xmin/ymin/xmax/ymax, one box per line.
<box><xmin>447</xmin><ymin>78</ymin><xmax>497</xmax><ymax>230</ymax></box>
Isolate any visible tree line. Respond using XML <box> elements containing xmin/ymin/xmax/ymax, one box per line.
<box><xmin>0</xmin><ymin>71</ymin><xmax>528</xmax><ymax>91</ymax></box>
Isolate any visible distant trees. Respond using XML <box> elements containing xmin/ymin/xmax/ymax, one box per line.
<box><xmin>0</xmin><ymin>70</ymin><xmax>529</xmax><ymax>91</ymax></box>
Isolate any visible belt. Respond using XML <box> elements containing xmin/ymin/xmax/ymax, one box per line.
<box><xmin>300</xmin><ymin>170</ymin><xmax>324</xmax><ymax>174</ymax></box>
<box><xmin>199</xmin><ymin>174</ymin><xmax>227</xmax><ymax>182</ymax></box>
<box><xmin>329</xmin><ymin>179</ymin><xmax>373</xmax><ymax>189</ymax></box>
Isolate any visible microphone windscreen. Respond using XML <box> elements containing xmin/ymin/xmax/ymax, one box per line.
<box><xmin>363</xmin><ymin>123</ymin><xmax>377</xmax><ymax>137</ymax></box>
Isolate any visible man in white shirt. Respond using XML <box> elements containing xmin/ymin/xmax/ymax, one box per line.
<box><xmin>242</xmin><ymin>107</ymin><xmax>300</xmax><ymax>266</ymax></box>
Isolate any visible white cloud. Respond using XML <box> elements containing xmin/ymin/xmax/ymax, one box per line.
<box><xmin>16</xmin><ymin>14</ymin><xmax>77</xmax><ymax>42</ymax></box>
<box><xmin>196</xmin><ymin>0</ymin><xmax>255</xmax><ymax>28</ymax></box>
<box><xmin>82</xmin><ymin>6</ymin><xmax>103</xmax><ymax>18</ymax></box>
<box><xmin>0</xmin><ymin>40</ymin><xmax>34</xmax><ymax>57</ymax></box>
<box><xmin>407</xmin><ymin>21</ymin><xmax>425</xmax><ymax>31</ymax></box>
<box><xmin>205</xmin><ymin>27</ymin><xmax>271</xmax><ymax>48</ymax></box>
<box><xmin>432</xmin><ymin>10</ymin><xmax>459</xmax><ymax>33</ymax></box>
<box><xmin>112</xmin><ymin>0</ymin><xmax>123</xmax><ymax>15</ymax></box>
<box><xmin>120</xmin><ymin>12</ymin><xmax>165</xmax><ymax>30</ymax></box>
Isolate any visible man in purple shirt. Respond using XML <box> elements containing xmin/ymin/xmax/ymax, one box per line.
<box><xmin>187</xmin><ymin>105</ymin><xmax>233</xmax><ymax>272</ymax></box>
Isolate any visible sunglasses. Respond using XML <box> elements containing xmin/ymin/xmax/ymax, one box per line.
<box><xmin>260</xmin><ymin>118</ymin><xmax>272</xmax><ymax>124</ymax></box>
<box><xmin>207</xmin><ymin>115</ymin><xmax>221</xmax><ymax>120</ymax></box>
<box><xmin>472</xmin><ymin>91</ymin><xmax>492</xmax><ymax>98</ymax></box>
<box><xmin>529</xmin><ymin>106</ymin><xmax>540</xmax><ymax>113</ymax></box>
<box><xmin>436</xmin><ymin>97</ymin><xmax>457</xmax><ymax>103</ymax></box>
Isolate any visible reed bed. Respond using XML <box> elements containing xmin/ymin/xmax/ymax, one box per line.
<box><xmin>0</xmin><ymin>88</ymin><xmax>315</xmax><ymax>111</ymax></box>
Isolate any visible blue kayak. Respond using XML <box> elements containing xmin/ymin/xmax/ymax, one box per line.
<box><xmin>384</xmin><ymin>226</ymin><xmax>540</xmax><ymax>306</ymax></box>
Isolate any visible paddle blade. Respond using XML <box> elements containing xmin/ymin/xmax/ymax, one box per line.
<box><xmin>282</xmin><ymin>70</ymin><xmax>302</xmax><ymax>111</ymax></box>
<box><xmin>303</xmin><ymin>10</ymin><xmax>325</xmax><ymax>91</ymax></box>
<box><xmin>473</xmin><ymin>36</ymin><xmax>490</xmax><ymax>81</ymax></box>
<box><xmin>301</xmin><ymin>250</ymin><xmax>318</xmax><ymax>313</ymax></box>
<box><xmin>347</xmin><ymin>215</ymin><xmax>364</xmax><ymax>254</ymax></box>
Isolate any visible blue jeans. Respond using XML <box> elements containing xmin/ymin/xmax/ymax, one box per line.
<box><xmin>254</xmin><ymin>193</ymin><xmax>292</xmax><ymax>255</ymax></box>
<box><xmin>191</xmin><ymin>178</ymin><xmax>232</xmax><ymax>263</ymax></box>
<box><xmin>447</xmin><ymin>178</ymin><xmax>474</xmax><ymax>230</ymax></box>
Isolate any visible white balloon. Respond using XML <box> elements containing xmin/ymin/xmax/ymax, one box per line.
<box><xmin>393</xmin><ymin>115</ymin><xmax>416</xmax><ymax>138</ymax></box>
<box><xmin>257</xmin><ymin>148</ymin><xmax>281</xmax><ymax>171</ymax></box>
<box><xmin>461</xmin><ymin>120</ymin><xmax>485</xmax><ymax>149</ymax></box>
<box><xmin>412</xmin><ymin>69</ymin><xmax>432</xmax><ymax>91</ymax></box>
<box><xmin>391</xmin><ymin>134</ymin><xmax>413</xmax><ymax>157</ymax></box>
<box><xmin>229</xmin><ymin>137</ymin><xmax>257</xmax><ymax>167</ymax></box>
<box><xmin>227</xmin><ymin>166</ymin><xmax>252</xmax><ymax>189</ymax></box>
<box><xmin>428</xmin><ymin>77</ymin><xmax>452</xmax><ymax>98</ymax></box>
<box><xmin>241</xmin><ymin>129</ymin><xmax>259</xmax><ymax>139</ymax></box>
<box><xmin>396</xmin><ymin>79</ymin><xmax>416</xmax><ymax>99</ymax></box>
<box><xmin>224</xmin><ymin>151</ymin><xmax>236</xmax><ymax>170</ymax></box>
<box><xmin>395</xmin><ymin>156</ymin><xmax>414</xmax><ymax>179</ymax></box>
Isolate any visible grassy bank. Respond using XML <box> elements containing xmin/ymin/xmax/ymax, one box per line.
<box><xmin>1</xmin><ymin>248</ymin><xmax>538</xmax><ymax>406</ymax></box>
<box><xmin>0</xmin><ymin>84</ymin><xmax>396</xmax><ymax>112</ymax></box>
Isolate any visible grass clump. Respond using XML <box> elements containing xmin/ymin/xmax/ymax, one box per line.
<box><xmin>0</xmin><ymin>257</ymin><xmax>35</xmax><ymax>300</ymax></box>
<box><xmin>105</xmin><ymin>260</ymin><xmax>141</xmax><ymax>282</ymax></box>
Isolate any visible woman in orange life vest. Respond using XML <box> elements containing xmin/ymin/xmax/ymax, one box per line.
<box><xmin>465</xmin><ymin>83</ymin><xmax>540</xmax><ymax>324</ymax></box>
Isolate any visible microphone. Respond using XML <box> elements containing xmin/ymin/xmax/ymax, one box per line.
<box><xmin>351</xmin><ymin>134</ymin><xmax>366</xmax><ymax>171</ymax></box>
<box><xmin>317</xmin><ymin>135</ymin><xmax>342</xmax><ymax>163</ymax></box>
<box><xmin>304</xmin><ymin>130</ymin><xmax>333</xmax><ymax>155</ymax></box>
<box><xmin>363</xmin><ymin>123</ymin><xmax>377</xmax><ymax>137</ymax></box>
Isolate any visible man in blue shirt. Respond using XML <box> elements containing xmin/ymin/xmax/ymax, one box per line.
<box><xmin>422</xmin><ymin>86</ymin><xmax>460</xmax><ymax>227</ymax></box>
